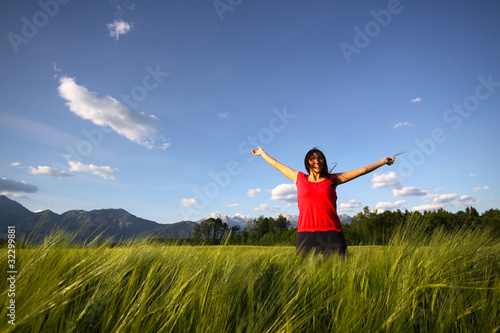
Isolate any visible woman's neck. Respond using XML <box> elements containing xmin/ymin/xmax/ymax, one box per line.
<box><xmin>308</xmin><ymin>171</ymin><xmax>324</xmax><ymax>182</ymax></box>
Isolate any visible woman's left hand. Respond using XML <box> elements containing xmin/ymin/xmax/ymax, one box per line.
<box><xmin>384</xmin><ymin>156</ymin><xmax>396</xmax><ymax>166</ymax></box>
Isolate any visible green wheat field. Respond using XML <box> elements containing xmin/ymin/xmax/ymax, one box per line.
<box><xmin>1</xmin><ymin>225</ymin><xmax>499</xmax><ymax>333</ymax></box>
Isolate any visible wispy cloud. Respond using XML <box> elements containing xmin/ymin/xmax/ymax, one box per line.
<box><xmin>68</xmin><ymin>160</ymin><xmax>118</xmax><ymax>180</ymax></box>
<box><xmin>247</xmin><ymin>188</ymin><xmax>261</xmax><ymax>198</ymax></box>
<box><xmin>0</xmin><ymin>113</ymin><xmax>78</xmax><ymax>148</ymax></box>
<box><xmin>5</xmin><ymin>193</ymin><xmax>29</xmax><ymax>199</ymax></box>
<box><xmin>411</xmin><ymin>97</ymin><xmax>422</xmax><ymax>103</ymax></box>
<box><xmin>473</xmin><ymin>186</ymin><xmax>490</xmax><ymax>192</ymax></box>
<box><xmin>217</xmin><ymin>112</ymin><xmax>229</xmax><ymax>119</ymax></box>
<box><xmin>393</xmin><ymin>121</ymin><xmax>412</xmax><ymax>129</ymax></box>
<box><xmin>58</xmin><ymin>77</ymin><xmax>166</xmax><ymax>149</ymax></box>
<box><xmin>270</xmin><ymin>184</ymin><xmax>297</xmax><ymax>203</ymax></box>
<box><xmin>227</xmin><ymin>203</ymin><xmax>240</xmax><ymax>207</ymax></box>
<box><xmin>0</xmin><ymin>177</ymin><xmax>38</xmax><ymax>193</ymax></box>
<box><xmin>28</xmin><ymin>166</ymin><xmax>73</xmax><ymax>178</ymax></box>
<box><xmin>113</xmin><ymin>1</ymin><xmax>135</xmax><ymax>15</ymax></box>
<box><xmin>52</xmin><ymin>61</ymin><xmax>62</xmax><ymax>78</ymax></box>
<box><xmin>107</xmin><ymin>20</ymin><xmax>132</xmax><ymax>40</ymax></box>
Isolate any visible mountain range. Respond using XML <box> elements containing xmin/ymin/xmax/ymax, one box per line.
<box><xmin>0</xmin><ymin>195</ymin><xmax>352</xmax><ymax>243</ymax></box>
<box><xmin>0</xmin><ymin>195</ymin><xmax>196</xmax><ymax>243</ymax></box>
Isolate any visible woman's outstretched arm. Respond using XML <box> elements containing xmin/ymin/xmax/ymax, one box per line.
<box><xmin>336</xmin><ymin>156</ymin><xmax>395</xmax><ymax>185</ymax></box>
<box><xmin>252</xmin><ymin>146</ymin><xmax>299</xmax><ymax>183</ymax></box>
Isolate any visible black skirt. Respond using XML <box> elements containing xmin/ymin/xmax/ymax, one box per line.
<box><xmin>296</xmin><ymin>230</ymin><xmax>347</xmax><ymax>256</ymax></box>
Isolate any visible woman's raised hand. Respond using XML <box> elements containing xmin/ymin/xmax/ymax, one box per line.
<box><xmin>385</xmin><ymin>156</ymin><xmax>396</xmax><ymax>166</ymax></box>
<box><xmin>252</xmin><ymin>146</ymin><xmax>265</xmax><ymax>156</ymax></box>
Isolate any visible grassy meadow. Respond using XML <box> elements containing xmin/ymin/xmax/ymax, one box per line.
<box><xmin>1</xmin><ymin>226</ymin><xmax>499</xmax><ymax>332</ymax></box>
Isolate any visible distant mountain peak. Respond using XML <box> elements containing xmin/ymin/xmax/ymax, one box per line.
<box><xmin>199</xmin><ymin>212</ymin><xmax>252</xmax><ymax>227</ymax></box>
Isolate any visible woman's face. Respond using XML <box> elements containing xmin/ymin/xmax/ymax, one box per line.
<box><xmin>308</xmin><ymin>152</ymin><xmax>324</xmax><ymax>174</ymax></box>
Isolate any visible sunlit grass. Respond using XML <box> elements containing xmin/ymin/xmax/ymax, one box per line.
<box><xmin>1</xmin><ymin>226</ymin><xmax>498</xmax><ymax>332</ymax></box>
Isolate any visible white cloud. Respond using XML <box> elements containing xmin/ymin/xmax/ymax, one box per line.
<box><xmin>473</xmin><ymin>186</ymin><xmax>490</xmax><ymax>192</ymax></box>
<box><xmin>411</xmin><ymin>190</ymin><xmax>463</xmax><ymax>211</ymax></box>
<box><xmin>432</xmin><ymin>193</ymin><xmax>458</xmax><ymax>204</ymax></box>
<box><xmin>233</xmin><ymin>213</ymin><xmax>251</xmax><ymax>220</ymax></box>
<box><xmin>28</xmin><ymin>166</ymin><xmax>73</xmax><ymax>178</ymax></box>
<box><xmin>217</xmin><ymin>112</ymin><xmax>229</xmax><ymax>119</ymax></box>
<box><xmin>375</xmin><ymin>200</ymin><xmax>407</xmax><ymax>211</ymax></box>
<box><xmin>107</xmin><ymin>20</ymin><xmax>132</xmax><ymax>40</ymax></box>
<box><xmin>393</xmin><ymin>186</ymin><xmax>428</xmax><ymax>198</ymax></box>
<box><xmin>11</xmin><ymin>162</ymin><xmax>73</xmax><ymax>178</ymax></box>
<box><xmin>227</xmin><ymin>203</ymin><xmax>240</xmax><ymax>207</ymax></box>
<box><xmin>411</xmin><ymin>97</ymin><xmax>422</xmax><ymax>103</ymax></box>
<box><xmin>68</xmin><ymin>161</ymin><xmax>118</xmax><ymax>180</ymax></box>
<box><xmin>372</xmin><ymin>172</ymin><xmax>401</xmax><ymax>189</ymax></box>
<box><xmin>339</xmin><ymin>199</ymin><xmax>362</xmax><ymax>211</ymax></box>
<box><xmin>254</xmin><ymin>203</ymin><xmax>269</xmax><ymax>211</ymax></box>
<box><xmin>270</xmin><ymin>184</ymin><xmax>297</xmax><ymax>203</ymax></box>
<box><xmin>470</xmin><ymin>173</ymin><xmax>477</xmax><ymax>177</ymax></box>
<box><xmin>411</xmin><ymin>203</ymin><xmax>444</xmax><ymax>211</ymax></box>
<box><xmin>247</xmin><ymin>188</ymin><xmax>261</xmax><ymax>198</ymax></box>
<box><xmin>0</xmin><ymin>178</ymin><xmax>38</xmax><ymax>193</ymax></box>
<box><xmin>393</xmin><ymin>121</ymin><xmax>412</xmax><ymax>129</ymax></box>
<box><xmin>180</xmin><ymin>198</ymin><xmax>196</xmax><ymax>207</ymax></box>
<box><xmin>458</xmin><ymin>195</ymin><xmax>479</xmax><ymax>205</ymax></box>
<box><xmin>58</xmin><ymin>77</ymin><xmax>166</xmax><ymax>148</ymax></box>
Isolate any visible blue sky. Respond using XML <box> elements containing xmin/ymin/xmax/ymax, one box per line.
<box><xmin>1</xmin><ymin>0</ymin><xmax>499</xmax><ymax>223</ymax></box>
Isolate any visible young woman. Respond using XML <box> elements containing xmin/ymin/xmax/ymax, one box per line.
<box><xmin>251</xmin><ymin>146</ymin><xmax>396</xmax><ymax>255</ymax></box>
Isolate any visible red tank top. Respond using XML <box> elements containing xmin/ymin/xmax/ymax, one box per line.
<box><xmin>296</xmin><ymin>171</ymin><xmax>342</xmax><ymax>232</ymax></box>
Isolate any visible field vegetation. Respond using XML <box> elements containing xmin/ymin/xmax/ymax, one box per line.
<box><xmin>1</xmin><ymin>215</ymin><xmax>499</xmax><ymax>332</ymax></box>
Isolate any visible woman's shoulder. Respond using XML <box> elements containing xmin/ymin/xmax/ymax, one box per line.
<box><xmin>296</xmin><ymin>171</ymin><xmax>307</xmax><ymax>182</ymax></box>
<box><xmin>328</xmin><ymin>173</ymin><xmax>339</xmax><ymax>185</ymax></box>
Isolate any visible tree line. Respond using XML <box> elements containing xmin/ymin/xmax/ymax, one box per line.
<box><xmin>190</xmin><ymin>206</ymin><xmax>500</xmax><ymax>246</ymax></box>
<box><xmin>192</xmin><ymin>215</ymin><xmax>296</xmax><ymax>245</ymax></box>
<box><xmin>343</xmin><ymin>206</ymin><xmax>500</xmax><ymax>245</ymax></box>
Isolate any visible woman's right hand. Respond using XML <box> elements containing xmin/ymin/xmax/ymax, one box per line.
<box><xmin>252</xmin><ymin>146</ymin><xmax>264</xmax><ymax>156</ymax></box>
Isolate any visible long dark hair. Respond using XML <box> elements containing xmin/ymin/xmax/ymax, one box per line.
<box><xmin>304</xmin><ymin>147</ymin><xmax>337</xmax><ymax>184</ymax></box>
